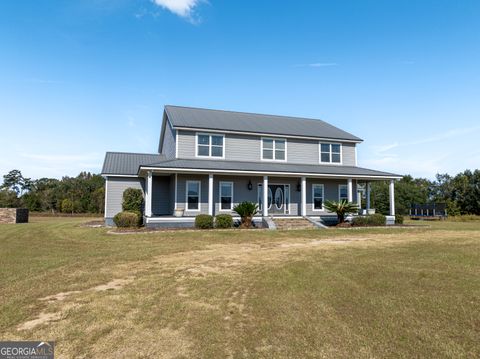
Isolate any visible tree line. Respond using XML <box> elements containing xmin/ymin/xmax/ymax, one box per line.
<box><xmin>0</xmin><ymin>170</ymin><xmax>105</xmax><ymax>213</ymax></box>
<box><xmin>0</xmin><ymin>169</ymin><xmax>479</xmax><ymax>216</ymax></box>
<box><xmin>370</xmin><ymin>170</ymin><xmax>480</xmax><ymax>215</ymax></box>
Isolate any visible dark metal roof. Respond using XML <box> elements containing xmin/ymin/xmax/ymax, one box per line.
<box><xmin>101</xmin><ymin>152</ymin><xmax>165</xmax><ymax>175</ymax></box>
<box><xmin>142</xmin><ymin>158</ymin><xmax>400</xmax><ymax>178</ymax></box>
<box><xmin>165</xmin><ymin>105</ymin><xmax>363</xmax><ymax>142</ymax></box>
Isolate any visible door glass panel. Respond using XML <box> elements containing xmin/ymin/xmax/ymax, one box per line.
<box><xmin>274</xmin><ymin>187</ymin><xmax>283</xmax><ymax>210</ymax></box>
<box><xmin>285</xmin><ymin>185</ymin><xmax>290</xmax><ymax>214</ymax></box>
<box><xmin>258</xmin><ymin>185</ymin><xmax>263</xmax><ymax>210</ymax></box>
<box><xmin>267</xmin><ymin>187</ymin><xmax>273</xmax><ymax>209</ymax></box>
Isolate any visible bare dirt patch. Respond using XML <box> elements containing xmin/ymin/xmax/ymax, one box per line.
<box><xmin>17</xmin><ymin>312</ymin><xmax>62</xmax><ymax>331</ymax></box>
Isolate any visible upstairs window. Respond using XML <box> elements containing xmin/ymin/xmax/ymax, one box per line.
<box><xmin>320</xmin><ymin>143</ymin><xmax>341</xmax><ymax>164</ymax></box>
<box><xmin>262</xmin><ymin>138</ymin><xmax>286</xmax><ymax>161</ymax></box>
<box><xmin>197</xmin><ymin>133</ymin><xmax>224</xmax><ymax>158</ymax></box>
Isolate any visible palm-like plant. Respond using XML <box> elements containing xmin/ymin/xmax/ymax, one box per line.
<box><xmin>323</xmin><ymin>199</ymin><xmax>359</xmax><ymax>223</ymax></box>
<box><xmin>233</xmin><ymin>201</ymin><xmax>259</xmax><ymax>228</ymax></box>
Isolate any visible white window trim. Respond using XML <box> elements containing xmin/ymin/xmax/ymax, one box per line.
<box><xmin>319</xmin><ymin>142</ymin><xmax>343</xmax><ymax>165</ymax></box>
<box><xmin>338</xmin><ymin>184</ymin><xmax>348</xmax><ymax>202</ymax></box>
<box><xmin>186</xmin><ymin>180</ymin><xmax>201</xmax><ymax>211</ymax></box>
<box><xmin>195</xmin><ymin>133</ymin><xmax>225</xmax><ymax>159</ymax></box>
<box><xmin>261</xmin><ymin>137</ymin><xmax>287</xmax><ymax>162</ymax></box>
<box><xmin>312</xmin><ymin>183</ymin><xmax>325</xmax><ymax>212</ymax></box>
<box><xmin>219</xmin><ymin>181</ymin><xmax>234</xmax><ymax>211</ymax></box>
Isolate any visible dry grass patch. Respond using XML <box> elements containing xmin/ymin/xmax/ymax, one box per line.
<box><xmin>1</xmin><ymin>217</ymin><xmax>479</xmax><ymax>357</ymax></box>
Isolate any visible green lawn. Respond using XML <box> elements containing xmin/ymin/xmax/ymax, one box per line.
<box><xmin>1</xmin><ymin>217</ymin><xmax>479</xmax><ymax>358</ymax></box>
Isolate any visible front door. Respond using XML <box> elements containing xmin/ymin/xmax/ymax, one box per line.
<box><xmin>269</xmin><ymin>184</ymin><xmax>285</xmax><ymax>214</ymax></box>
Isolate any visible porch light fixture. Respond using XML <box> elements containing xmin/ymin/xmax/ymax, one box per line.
<box><xmin>247</xmin><ymin>180</ymin><xmax>253</xmax><ymax>191</ymax></box>
<box><xmin>296</xmin><ymin>181</ymin><xmax>301</xmax><ymax>192</ymax></box>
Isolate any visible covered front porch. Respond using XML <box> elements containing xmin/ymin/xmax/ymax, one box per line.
<box><xmin>141</xmin><ymin>169</ymin><xmax>397</xmax><ymax>227</ymax></box>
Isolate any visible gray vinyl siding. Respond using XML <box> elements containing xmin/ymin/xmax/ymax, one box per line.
<box><xmin>175</xmin><ymin>174</ymin><xmax>210</xmax><ymax>216</ymax></box>
<box><xmin>175</xmin><ymin>129</ymin><xmax>356</xmax><ymax>166</ymax></box>
<box><xmin>105</xmin><ymin>176</ymin><xmax>145</xmax><ymax>218</ymax></box>
<box><xmin>176</xmin><ymin>130</ymin><xmax>195</xmax><ymax>159</ymax></box>
<box><xmin>161</xmin><ymin>122</ymin><xmax>176</xmax><ymax>159</ymax></box>
<box><xmin>152</xmin><ymin>175</ymin><xmax>171</xmax><ymax>215</ymax></box>
<box><xmin>305</xmin><ymin>178</ymin><xmax>357</xmax><ymax>216</ymax></box>
<box><xmin>341</xmin><ymin>142</ymin><xmax>356</xmax><ymax>166</ymax></box>
<box><xmin>214</xmin><ymin>176</ymin><xmax>261</xmax><ymax>215</ymax></box>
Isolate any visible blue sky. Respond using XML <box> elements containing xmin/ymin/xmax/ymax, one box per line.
<box><xmin>1</xmin><ymin>0</ymin><xmax>479</xmax><ymax>179</ymax></box>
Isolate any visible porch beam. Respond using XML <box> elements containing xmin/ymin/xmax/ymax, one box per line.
<box><xmin>208</xmin><ymin>174</ymin><xmax>214</xmax><ymax>216</ymax></box>
<box><xmin>301</xmin><ymin>176</ymin><xmax>307</xmax><ymax>216</ymax></box>
<box><xmin>145</xmin><ymin>171</ymin><xmax>152</xmax><ymax>217</ymax></box>
<box><xmin>347</xmin><ymin>178</ymin><xmax>353</xmax><ymax>203</ymax></box>
<box><xmin>389</xmin><ymin>179</ymin><xmax>395</xmax><ymax>216</ymax></box>
<box><xmin>263</xmin><ymin>176</ymin><xmax>268</xmax><ymax>217</ymax></box>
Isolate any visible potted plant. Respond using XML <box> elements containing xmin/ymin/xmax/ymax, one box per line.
<box><xmin>324</xmin><ymin>199</ymin><xmax>359</xmax><ymax>224</ymax></box>
<box><xmin>233</xmin><ymin>201</ymin><xmax>259</xmax><ymax>228</ymax></box>
<box><xmin>367</xmin><ymin>208</ymin><xmax>376</xmax><ymax>215</ymax></box>
<box><xmin>173</xmin><ymin>208</ymin><xmax>184</xmax><ymax>217</ymax></box>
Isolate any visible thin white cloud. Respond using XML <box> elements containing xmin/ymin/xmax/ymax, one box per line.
<box><xmin>372</xmin><ymin>125</ymin><xmax>480</xmax><ymax>154</ymax></box>
<box><xmin>152</xmin><ymin>0</ymin><xmax>201</xmax><ymax>19</ymax></box>
<box><xmin>294</xmin><ymin>62</ymin><xmax>338</xmax><ymax>68</ymax></box>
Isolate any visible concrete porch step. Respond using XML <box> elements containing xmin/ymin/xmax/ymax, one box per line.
<box><xmin>273</xmin><ymin>218</ymin><xmax>317</xmax><ymax>230</ymax></box>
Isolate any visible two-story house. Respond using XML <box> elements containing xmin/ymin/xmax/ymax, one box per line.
<box><xmin>101</xmin><ymin>105</ymin><xmax>401</xmax><ymax>227</ymax></box>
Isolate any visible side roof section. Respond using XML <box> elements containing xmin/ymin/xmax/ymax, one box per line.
<box><xmin>101</xmin><ymin>152</ymin><xmax>165</xmax><ymax>176</ymax></box>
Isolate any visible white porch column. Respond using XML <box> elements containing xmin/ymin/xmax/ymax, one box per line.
<box><xmin>366</xmin><ymin>182</ymin><xmax>371</xmax><ymax>210</ymax></box>
<box><xmin>263</xmin><ymin>176</ymin><xmax>268</xmax><ymax>217</ymax></box>
<box><xmin>208</xmin><ymin>174</ymin><xmax>214</xmax><ymax>216</ymax></box>
<box><xmin>389</xmin><ymin>179</ymin><xmax>395</xmax><ymax>216</ymax></box>
<box><xmin>145</xmin><ymin>171</ymin><xmax>152</xmax><ymax>217</ymax></box>
<box><xmin>301</xmin><ymin>176</ymin><xmax>307</xmax><ymax>216</ymax></box>
<box><xmin>174</xmin><ymin>173</ymin><xmax>178</xmax><ymax>210</ymax></box>
<box><xmin>347</xmin><ymin>178</ymin><xmax>353</xmax><ymax>203</ymax></box>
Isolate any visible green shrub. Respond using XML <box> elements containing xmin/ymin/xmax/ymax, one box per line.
<box><xmin>195</xmin><ymin>214</ymin><xmax>214</xmax><ymax>229</ymax></box>
<box><xmin>215</xmin><ymin>214</ymin><xmax>233</xmax><ymax>228</ymax></box>
<box><xmin>113</xmin><ymin>211</ymin><xmax>142</xmax><ymax>228</ymax></box>
<box><xmin>353</xmin><ymin>213</ymin><xmax>386</xmax><ymax>226</ymax></box>
<box><xmin>395</xmin><ymin>214</ymin><xmax>404</xmax><ymax>224</ymax></box>
<box><xmin>122</xmin><ymin>188</ymin><xmax>144</xmax><ymax>213</ymax></box>
<box><xmin>369</xmin><ymin>213</ymin><xmax>386</xmax><ymax>226</ymax></box>
<box><xmin>352</xmin><ymin>216</ymin><xmax>368</xmax><ymax>226</ymax></box>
